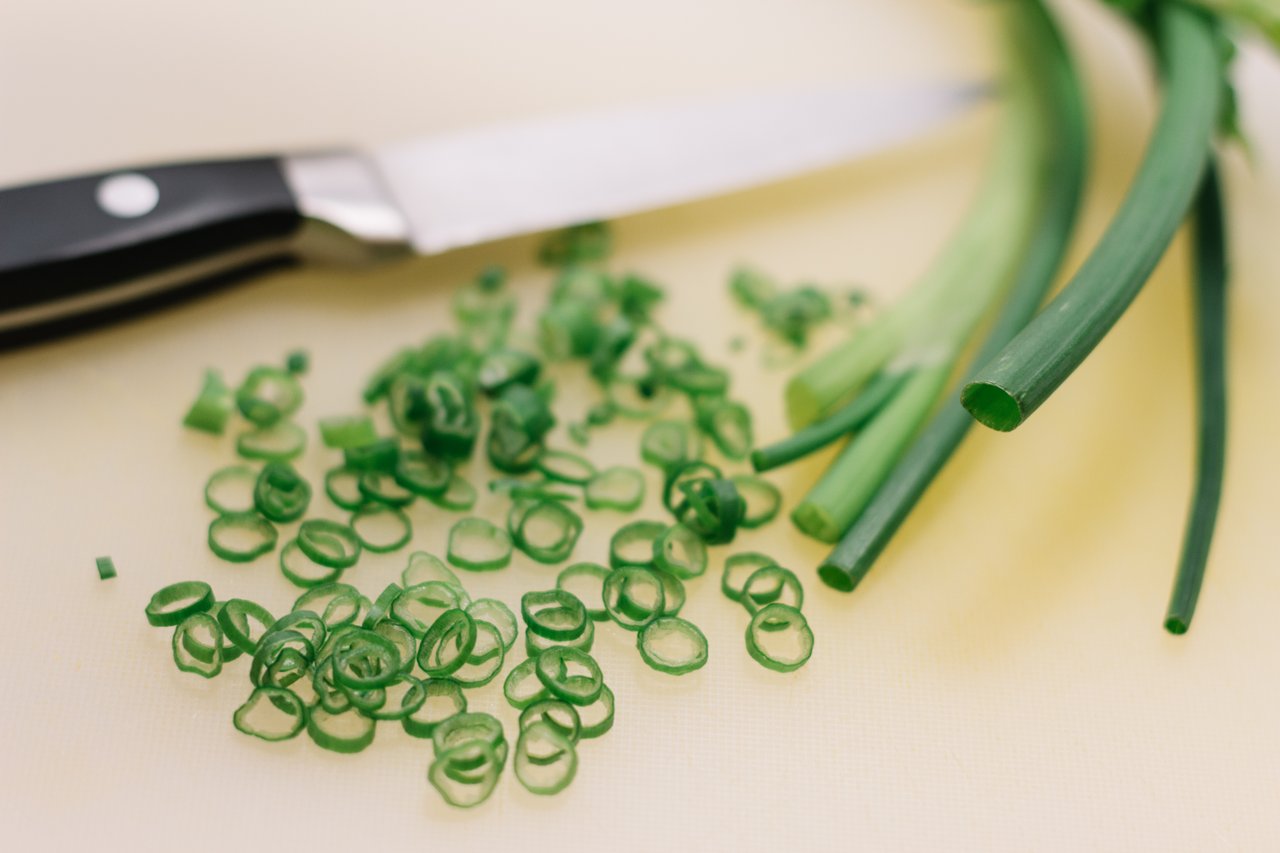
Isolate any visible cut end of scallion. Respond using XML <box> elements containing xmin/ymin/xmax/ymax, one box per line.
<box><xmin>788</xmin><ymin>502</ymin><xmax>841</xmax><ymax>544</ymax></box>
<box><xmin>817</xmin><ymin>563</ymin><xmax>855</xmax><ymax>593</ymax></box>
<box><xmin>960</xmin><ymin>381</ymin><xmax>1024</xmax><ymax>432</ymax></box>
<box><xmin>1163</xmin><ymin>617</ymin><xmax>1190</xmax><ymax>636</ymax></box>
<box><xmin>783</xmin><ymin>377</ymin><xmax>823</xmax><ymax>430</ymax></box>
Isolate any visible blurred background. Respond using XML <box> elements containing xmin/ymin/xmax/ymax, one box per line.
<box><xmin>2</xmin><ymin>1</ymin><xmax>1278</xmax><ymax>850</ymax></box>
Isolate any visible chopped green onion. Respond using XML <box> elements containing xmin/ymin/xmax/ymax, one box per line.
<box><xmin>662</xmin><ymin>460</ymin><xmax>722</xmax><ymax>515</ymax></box>
<box><xmin>740</xmin><ymin>565</ymin><xmax>804</xmax><ymax>613</ymax></box>
<box><xmin>514</xmin><ymin>721</ymin><xmax>578</xmax><ymax>796</ymax></box>
<box><xmin>653</xmin><ymin>523</ymin><xmax>708</xmax><ymax>579</ymax></box>
<box><xmin>417</xmin><ymin>609</ymin><xmax>478</xmax><ymax>677</ymax></box>
<box><xmin>422</xmin><ymin>371</ymin><xmax>480</xmax><ymax>461</ymax></box>
<box><xmin>448</xmin><ymin>518</ymin><xmax>513</xmax><ymax>571</ymax></box>
<box><xmin>204</xmin><ymin>465</ymin><xmax>259</xmax><ymax>514</ymax></box>
<box><xmin>172</xmin><ymin>613</ymin><xmax>224</xmax><ymax>677</ymax></box>
<box><xmin>428</xmin><ymin>741</ymin><xmax>501</xmax><ymax>808</ymax></box>
<box><xmin>510</xmin><ymin>499</ymin><xmax>583</xmax><ymax>564</ymax></box>
<box><xmin>433</xmin><ymin>712</ymin><xmax>509</xmax><ymax>768</ymax></box>
<box><xmin>207</xmin><ymin>512</ymin><xmax>278</xmax><ymax>563</ymax></box>
<box><xmin>745</xmin><ymin>604</ymin><xmax>814</xmax><ymax>673</ymax></box>
<box><xmin>95</xmin><ymin>555</ymin><xmax>116</xmax><ymax>580</ymax></box>
<box><xmin>318</xmin><ymin>415</ymin><xmax>377</xmax><ymax>449</ymax></box>
<box><xmin>503</xmin><ymin>657</ymin><xmax>550</xmax><ymax>710</ymax></box>
<box><xmin>182</xmin><ymin>369</ymin><xmax>234</xmax><ymax>435</ymax></box>
<box><xmin>332</xmin><ymin>628</ymin><xmax>401</xmax><ymax>689</ymax></box>
<box><xmin>236</xmin><ymin>421</ymin><xmax>307</xmax><ymax>462</ymax></box>
<box><xmin>236</xmin><ymin>366</ymin><xmax>303</xmax><ymax>427</ymax></box>
<box><xmin>402</xmin><ymin>551</ymin><xmax>463</xmax><ymax>589</ymax></box>
<box><xmin>693</xmin><ymin>397</ymin><xmax>752</xmax><ymax>460</ymax></box>
<box><xmin>673</xmin><ymin>477</ymin><xmax>745</xmax><ymax>545</ymax></box>
<box><xmin>278</xmin><ymin>539</ymin><xmax>344</xmax><ymax>588</ymax></box>
<box><xmin>731</xmin><ymin>475</ymin><xmax>781</xmax><ymax>529</ymax></box>
<box><xmin>451</xmin><ymin>621</ymin><xmax>507</xmax><ymax>687</ymax></box>
<box><xmin>519</xmin><ymin>698</ymin><xmax>582</xmax><ymax>744</ymax></box>
<box><xmin>216</xmin><ymin>598</ymin><xmax>275</xmax><ymax>653</ymax></box>
<box><xmin>652</xmin><ymin>569</ymin><xmax>685</xmax><ymax>617</ymax></box>
<box><xmin>640</xmin><ymin>420</ymin><xmax>702</xmax><ymax>472</ymax></box>
<box><xmin>466</xmin><ymin>599</ymin><xmax>519</xmax><ymax>651</ymax></box>
<box><xmin>428</xmin><ymin>473</ymin><xmax>478</xmax><ymax>512</ymax></box>
<box><xmin>556</xmin><ymin>562</ymin><xmax>611</xmax><ymax>621</ymax></box>
<box><xmin>357</xmin><ymin>470</ymin><xmax>416</xmax><ymax>508</ymax></box>
<box><xmin>478</xmin><ymin>348</ymin><xmax>541</xmax><ymax>396</ymax></box>
<box><xmin>525</xmin><ymin>616</ymin><xmax>595</xmax><ymax>656</ymax></box>
<box><xmin>535</xmin><ymin>647</ymin><xmax>604</xmax><ymax>706</ymax></box>
<box><xmin>233</xmin><ymin>687</ymin><xmax>306</xmax><ymax>741</ymax></box>
<box><xmin>401</xmin><ymin>678</ymin><xmax>468</xmax><ymax>739</ymax></box>
<box><xmin>393</xmin><ymin>450</ymin><xmax>451</xmax><ymax>498</ymax></box>
<box><xmin>285</xmin><ymin>349</ymin><xmax>309</xmax><ymax>375</ymax></box>
<box><xmin>637</xmin><ymin>616</ymin><xmax>709</xmax><ymax>675</ymax></box>
<box><xmin>535</xmin><ymin>449</ymin><xmax>595</xmax><ymax>485</ymax></box>
<box><xmin>297</xmin><ymin>519</ymin><xmax>362</xmax><ymax>569</ymax></box>
<box><xmin>392</xmin><ymin>581</ymin><xmax>468</xmax><ymax>636</ymax></box>
<box><xmin>522</xmin><ymin>590</ymin><xmax>588</xmax><ymax>641</ymax></box>
<box><xmin>721</xmin><ymin>552</ymin><xmax>777</xmax><ymax>603</ymax></box>
<box><xmin>323</xmin><ymin>466</ymin><xmax>365</xmax><ymax>510</ymax></box>
<box><xmin>253</xmin><ymin>462</ymin><xmax>312</xmax><ymax>522</ymax></box>
<box><xmin>294</xmin><ymin>583</ymin><xmax>365</xmax><ymax>629</ymax></box>
<box><xmin>306</xmin><ymin>705</ymin><xmax>376</xmax><ymax>754</ymax></box>
<box><xmin>608</xmin><ymin>520</ymin><xmax>666</xmax><ymax>570</ymax></box>
<box><xmin>602</xmin><ymin>567</ymin><xmax>664</xmax><ymax>630</ymax></box>
<box><xmin>575</xmin><ymin>684</ymin><xmax>615</xmax><ymax>739</ymax></box>
<box><xmin>584</xmin><ymin>466</ymin><xmax>646</xmax><ymax>511</ymax></box>
<box><xmin>343</xmin><ymin>436</ymin><xmax>400</xmax><ymax>472</ymax></box>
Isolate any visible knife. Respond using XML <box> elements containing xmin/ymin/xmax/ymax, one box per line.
<box><xmin>0</xmin><ymin>81</ymin><xmax>986</xmax><ymax>347</ymax></box>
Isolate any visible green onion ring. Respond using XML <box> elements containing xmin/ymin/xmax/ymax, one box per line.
<box><xmin>534</xmin><ymin>647</ymin><xmax>604</xmax><ymax>706</ymax></box>
<box><xmin>466</xmin><ymin>598</ymin><xmax>519</xmax><ymax>651</ymax></box>
<box><xmin>349</xmin><ymin>503</ymin><xmax>412</xmax><ymax>553</ymax></box>
<box><xmin>357</xmin><ymin>470</ymin><xmax>416</xmax><ymax>508</ymax></box>
<box><xmin>293</xmin><ymin>582</ymin><xmax>364</xmax><ymax>629</ymax></box>
<box><xmin>204</xmin><ymin>465</ymin><xmax>258</xmax><ymax>514</ymax></box>
<box><xmin>640</xmin><ymin>420</ymin><xmax>702</xmax><ymax>472</ymax></box>
<box><xmin>323</xmin><ymin>466</ymin><xmax>366</xmax><ymax>510</ymax></box>
<box><xmin>741</xmin><ymin>565</ymin><xmax>804</xmax><ymax>613</ymax></box>
<box><xmin>652</xmin><ymin>523</ymin><xmax>707</xmax><ymax>579</ymax></box>
<box><xmin>432</xmin><ymin>712</ymin><xmax>509</xmax><ymax>769</ymax></box>
<box><xmin>391</xmin><ymin>581</ymin><xmax>468</xmax><ymax>636</ymax></box>
<box><xmin>402</xmin><ymin>678</ymin><xmax>468</xmax><ymax>739</ymax></box>
<box><xmin>514</xmin><ymin>721</ymin><xmax>578</xmax><ymax>796</ymax></box>
<box><xmin>608</xmin><ymin>520</ymin><xmax>666</xmax><ymax>570</ymax></box>
<box><xmin>637</xmin><ymin>616</ymin><xmax>708</xmax><ymax>675</ymax></box>
<box><xmin>428</xmin><ymin>741</ymin><xmax>501</xmax><ymax>808</ymax></box>
<box><xmin>525</xmin><ymin>616</ymin><xmax>594</xmax><ymax>656</ymax></box>
<box><xmin>296</xmin><ymin>519</ymin><xmax>362</xmax><ymax>569</ymax></box>
<box><xmin>745</xmin><ymin>603</ymin><xmax>814</xmax><ymax>673</ymax></box>
<box><xmin>233</xmin><ymin>687</ymin><xmax>306</xmax><ymax>742</ymax></box>
<box><xmin>171</xmin><ymin>613</ymin><xmax>223</xmax><ymax>678</ymax></box>
<box><xmin>555</xmin><ymin>562</ymin><xmax>611</xmax><ymax>621</ymax></box>
<box><xmin>235</xmin><ymin>365</ymin><xmax>303</xmax><ymax>426</ymax></box>
<box><xmin>510</xmin><ymin>499</ymin><xmax>583</xmax><ymax>564</ymax></box>
<box><xmin>416</xmin><ymin>609</ymin><xmax>478</xmax><ymax>678</ymax></box>
<box><xmin>236</xmin><ymin>421</ymin><xmax>307</xmax><ymax>463</ymax></box>
<box><xmin>331</xmin><ymin>629</ymin><xmax>402</xmax><ymax>689</ymax></box>
<box><xmin>662</xmin><ymin>460</ymin><xmax>722</xmax><ymax>515</ymax></box>
<box><xmin>253</xmin><ymin>462</ymin><xmax>312</xmax><ymax>522</ymax></box>
<box><xmin>402</xmin><ymin>551</ymin><xmax>464</xmax><ymax>589</ymax></box>
<box><xmin>394</xmin><ymin>450</ymin><xmax>452</xmax><ymax>498</ymax></box>
<box><xmin>518</xmin><ymin>699</ymin><xmax>582</xmax><ymax>744</ymax></box>
<box><xmin>318</xmin><ymin>414</ymin><xmax>378</xmax><ymax>449</ymax></box>
<box><xmin>521</xmin><ymin>589</ymin><xmax>588</xmax><ymax>641</ymax></box>
<box><xmin>216</xmin><ymin>598</ymin><xmax>275</xmax><ymax>653</ymax></box>
<box><xmin>145</xmin><ymin>580</ymin><xmax>215</xmax><ymax>627</ymax></box>
<box><xmin>365</xmin><ymin>674</ymin><xmax>428</xmax><ymax>721</ymax></box>
<box><xmin>584</xmin><ymin>466</ymin><xmax>646</xmax><ymax>512</ymax></box>
<box><xmin>278</xmin><ymin>539</ymin><xmax>344</xmax><ymax>589</ymax></box>
<box><xmin>575</xmin><ymin>684</ymin><xmax>615</xmax><ymax>739</ymax></box>
<box><xmin>268</xmin><ymin>609</ymin><xmax>328</xmax><ymax>649</ymax></box>
<box><xmin>428</xmin><ymin>473</ymin><xmax>478</xmax><ymax>512</ymax></box>
<box><xmin>503</xmin><ymin>657</ymin><xmax>549</xmax><ymax>710</ymax></box>
<box><xmin>535</xmin><ymin>449</ymin><xmax>595</xmax><ymax>485</ymax></box>
<box><xmin>447</xmin><ymin>517</ymin><xmax>512</xmax><ymax>571</ymax></box>
<box><xmin>722</xmin><ymin>552</ymin><xmax>778</xmax><ymax>602</ymax></box>
<box><xmin>602</xmin><ymin>567</ymin><xmax>664</xmax><ymax>630</ymax></box>
<box><xmin>306</xmin><ymin>705</ymin><xmax>376</xmax><ymax>754</ymax></box>
<box><xmin>731</xmin><ymin>474</ymin><xmax>782</xmax><ymax>529</ymax></box>
<box><xmin>207</xmin><ymin>511</ymin><xmax>278</xmax><ymax>563</ymax></box>
<box><xmin>653</xmin><ymin>569</ymin><xmax>686</xmax><ymax>617</ymax></box>
<box><xmin>450</xmin><ymin>621</ymin><xmax>506</xmax><ymax>688</ymax></box>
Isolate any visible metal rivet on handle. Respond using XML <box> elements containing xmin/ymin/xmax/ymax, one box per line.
<box><xmin>96</xmin><ymin>172</ymin><xmax>160</xmax><ymax>218</ymax></box>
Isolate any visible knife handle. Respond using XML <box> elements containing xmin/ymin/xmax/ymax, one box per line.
<box><xmin>0</xmin><ymin>153</ymin><xmax>410</xmax><ymax>348</ymax></box>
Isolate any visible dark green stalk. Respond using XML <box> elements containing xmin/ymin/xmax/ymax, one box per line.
<box><xmin>749</xmin><ymin>369</ymin><xmax>912</xmax><ymax>473</ymax></box>
<box><xmin>961</xmin><ymin>3</ymin><xmax>1224</xmax><ymax>431</ymax></box>
<box><xmin>819</xmin><ymin>0</ymin><xmax>1088</xmax><ymax>592</ymax></box>
<box><xmin>1164</xmin><ymin>158</ymin><xmax>1228</xmax><ymax>635</ymax></box>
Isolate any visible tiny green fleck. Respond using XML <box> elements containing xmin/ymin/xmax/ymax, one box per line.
<box><xmin>95</xmin><ymin>556</ymin><xmax>117</xmax><ymax>580</ymax></box>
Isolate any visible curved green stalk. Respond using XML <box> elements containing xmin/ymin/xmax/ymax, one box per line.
<box><xmin>1164</xmin><ymin>158</ymin><xmax>1227</xmax><ymax>635</ymax></box>
<box><xmin>818</xmin><ymin>0</ymin><xmax>1088</xmax><ymax>592</ymax></box>
<box><xmin>962</xmin><ymin>3</ymin><xmax>1224</xmax><ymax>431</ymax></box>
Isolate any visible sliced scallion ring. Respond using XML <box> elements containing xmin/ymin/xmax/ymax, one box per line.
<box><xmin>207</xmin><ymin>511</ymin><xmax>278</xmax><ymax>563</ymax></box>
<box><xmin>535</xmin><ymin>449</ymin><xmax>595</xmax><ymax>485</ymax></box>
<box><xmin>432</xmin><ymin>712</ymin><xmax>508</xmax><ymax>768</ymax></box>
<box><xmin>674</xmin><ymin>476</ymin><xmax>744</xmax><ymax>545</ymax></box>
<box><xmin>349</xmin><ymin>503</ymin><xmax>412</xmax><ymax>553</ymax></box>
<box><xmin>357</xmin><ymin>470</ymin><xmax>416</xmax><ymax>508</ymax></box>
<box><xmin>181</xmin><ymin>601</ymin><xmax>243</xmax><ymax>664</ymax></box>
<box><xmin>525</xmin><ymin>616</ymin><xmax>594</xmax><ymax>656</ymax></box>
<box><xmin>233</xmin><ymin>687</ymin><xmax>306</xmax><ymax>742</ymax></box>
<box><xmin>366</xmin><ymin>674</ymin><xmax>428</xmax><ymax>721</ymax></box>
<box><xmin>518</xmin><ymin>699</ymin><xmax>581</xmax><ymax>744</ymax></box>
<box><xmin>652</xmin><ymin>523</ymin><xmax>707</xmax><ymax>579</ymax></box>
<box><xmin>323</xmin><ymin>466</ymin><xmax>365</xmax><ymax>511</ymax></box>
<box><xmin>332</xmin><ymin>628</ymin><xmax>402</xmax><ymax>689</ymax></box>
<box><xmin>362</xmin><ymin>582</ymin><xmax>403</xmax><ymax>628</ymax></box>
<box><xmin>236</xmin><ymin>366</ymin><xmax>303</xmax><ymax>427</ymax></box>
<box><xmin>267</xmin><ymin>609</ymin><xmax>327</xmax><ymax>649</ymax></box>
<box><xmin>183</xmin><ymin>369</ymin><xmax>233</xmax><ymax>435</ymax></box>
<box><xmin>306</xmin><ymin>705</ymin><xmax>376</xmax><ymax>754</ymax></box>
<box><xmin>293</xmin><ymin>582</ymin><xmax>364</xmax><ymax>629</ymax></box>
<box><xmin>402</xmin><ymin>678</ymin><xmax>468</xmax><ymax>739</ymax></box>
<box><xmin>575</xmin><ymin>683</ymin><xmax>615</xmax><ymax>739</ymax></box>
<box><xmin>722</xmin><ymin>552</ymin><xmax>777</xmax><ymax>602</ymax></box>
<box><xmin>640</xmin><ymin>420</ymin><xmax>702</xmax><ymax>472</ymax></box>
<box><xmin>428</xmin><ymin>741</ymin><xmax>501</xmax><ymax>808</ymax></box>
<box><xmin>653</xmin><ymin>569</ymin><xmax>685</xmax><ymax>616</ymax></box>
<box><xmin>637</xmin><ymin>616</ymin><xmax>708</xmax><ymax>675</ymax></box>
<box><xmin>249</xmin><ymin>629</ymin><xmax>315</xmax><ymax>687</ymax></box>
<box><xmin>447</xmin><ymin>518</ymin><xmax>512</xmax><ymax>571</ymax></box>
<box><xmin>514</xmin><ymin>721</ymin><xmax>578</xmax><ymax>796</ymax></box>
<box><xmin>372</xmin><ymin>619</ymin><xmax>417</xmax><ymax>677</ymax></box>
<box><xmin>145</xmin><ymin>580</ymin><xmax>215</xmax><ymax>628</ymax></box>
<box><xmin>391</xmin><ymin>581</ymin><xmax>468</xmax><ymax>636</ymax></box>
<box><xmin>343</xmin><ymin>436</ymin><xmax>400</xmax><ymax>472</ymax></box>
<box><xmin>731</xmin><ymin>475</ymin><xmax>782</xmax><ymax>529</ymax></box>
<box><xmin>236</xmin><ymin>420</ymin><xmax>307</xmax><ymax>462</ymax></box>
<box><xmin>466</xmin><ymin>598</ymin><xmax>519</xmax><ymax>651</ymax></box>
<box><xmin>428</xmin><ymin>473</ymin><xmax>478</xmax><ymax>512</ymax></box>
<box><xmin>253</xmin><ymin>462</ymin><xmax>312</xmax><ymax>522</ymax></box>
<box><xmin>393</xmin><ymin>450</ymin><xmax>452</xmax><ymax>498</ymax></box>
<box><xmin>318</xmin><ymin>414</ymin><xmax>377</xmax><ymax>449</ymax></box>
<box><xmin>416</xmin><ymin>609</ymin><xmax>478</xmax><ymax>677</ymax></box>
<box><xmin>745</xmin><ymin>603</ymin><xmax>814</xmax><ymax>673</ymax></box>
<box><xmin>608</xmin><ymin>520</ymin><xmax>666</xmax><ymax>570</ymax></box>
<box><xmin>311</xmin><ymin>657</ymin><xmax>352</xmax><ymax>714</ymax></box>
<box><xmin>584</xmin><ymin>466</ymin><xmax>645</xmax><ymax>511</ymax></box>
<box><xmin>503</xmin><ymin>657</ymin><xmax>549</xmax><ymax>710</ymax></box>
<box><xmin>521</xmin><ymin>590</ymin><xmax>588</xmax><ymax>641</ymax></box>
<box><xmin>216</xmin><ymin>598</ymin><xmax>275</xmax><ymax>653</ymax></box>
<box><xmin>534</xmin><ymin>647</ymin><xmax>603</xmax><ymax>707</ymax></box>
<box><xmin>171</xmin><ymin>613</ymin><xmax>224</xmax><ymax>678</ymax></box>
<box><xmin>694</xmin><ymin>396</ymin><xmax>752</xmax><ymax>460</ymax></box>
<box><xmin>402</xmin><ymin>551</ymin><xmax>464</xmax><ymax>590</ymax></box>
<box><xmin>450</xmin><ymin>620</ymin><xmax>506</xmax><ymax>687</ymax></box>
<box><xmin>662</xmin><ymin>460</ymin><xmax>722</xmax><ymax>515</ymax></box>
<box><xmin>296</xmin><ymin>519</ymin><xmax>362</xmax><ymax>569</ymax></box>
<box><xmin>204</xmin><ymin>465</ymin><xmax>258</xmax><ymax>515</ymax></box>
<box><xmin>555</xmin><ymin>562</ymin><xmax>611</xmax><ymax>621</ymax></box>
<box><xmin>510</xmin><ymin>498</ymin><xmax>583</xmax><ymax>564</ymax></box>
<box><xmin>278</xmin><ymin>539</ymin><xmax>344</xmax><ymax>589</ymax></box>
<box><xmin>741</xmin><ymin>565</ymin><xmax>804</xmax><ymax>613</ymax></box>
<box><xmin>602</xmin><ymin>567</ymin><xmax>664</xmax><ymax>630</ymax></box>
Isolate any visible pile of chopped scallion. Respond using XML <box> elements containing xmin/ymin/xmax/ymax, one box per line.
<box><xmin>146</xmin><ymin>220</ymin><xmax>811</xmax><ymax>808</ymax></box>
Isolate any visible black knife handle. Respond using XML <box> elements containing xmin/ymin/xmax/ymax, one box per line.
<box><xmin>0</xmin><ymin>157</ymin><xmax>303</xmax><ymax>341</ymax></box>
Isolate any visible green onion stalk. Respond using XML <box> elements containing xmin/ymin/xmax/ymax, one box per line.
<box><xmin>780</xmin><ymin>0</ymin><xmax>1060</xmax><ymax>544</ymax></box>
<box><xmin>817</xmin><ymin>0</ymin><xmax>1089</xmax><ymax>589</ymax></box>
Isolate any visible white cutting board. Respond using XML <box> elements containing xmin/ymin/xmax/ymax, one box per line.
<box><xmin>2</xmin><ymin>1</ymin><xmax>1280</xmax><ymax>850</ymax></box>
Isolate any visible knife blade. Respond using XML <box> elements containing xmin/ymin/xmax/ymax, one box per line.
<box><xmin>0</xmin><ymin>81</ymin><xmax>987</xmax><ymax>346</ymax></box>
